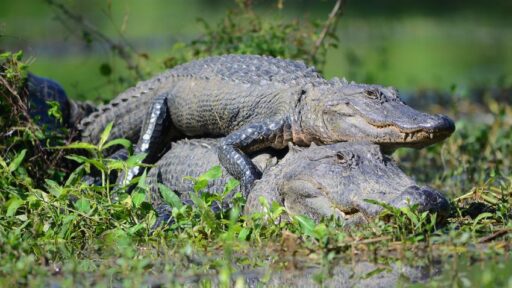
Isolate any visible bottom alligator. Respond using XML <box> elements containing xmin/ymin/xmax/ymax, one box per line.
<box><xmin>147</xmin><ymin>139</ymin><xmax>450</xmax><ymax>227</ymax></box>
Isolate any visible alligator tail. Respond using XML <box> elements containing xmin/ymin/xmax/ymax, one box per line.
<box><xmin>78</xmin><ymin>83</ymin><xmax>157</xmax><ymax>144</ymax></box>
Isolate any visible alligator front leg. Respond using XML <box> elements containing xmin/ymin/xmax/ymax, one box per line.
<box><xmin>120</xmin><ymin>92</ymin><xmax>173</xmax><ymax>186</ymax></box>
<box><xmin>218</xmin><ymin>117</ymin><xmax>292</xmax><ymax>197</ymax></box>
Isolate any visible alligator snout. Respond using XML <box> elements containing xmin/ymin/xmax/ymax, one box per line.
<box><xmin>399</xmin><ymin>113</ymin><xmax>455</xmax><ymax>133</ymax></box>
<box><xmin>390</xmin><ymin>185</ymin><xmax>450</xmax><ymax>221</ymax></box>
<box><xmin>424</xmin><ymin>114</ymin><xmax>455</xmax><ymax>133</ymax></box>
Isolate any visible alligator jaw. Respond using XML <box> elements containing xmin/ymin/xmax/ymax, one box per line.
<box><xmin>362</xmin><ymin>114</ymin><xmax>455</xmax><ymax>149</ymax></box>
<box><xmin>333</xmin><ymin>206</ymin><xmax>362</xmax><ymax>221</ymax></box>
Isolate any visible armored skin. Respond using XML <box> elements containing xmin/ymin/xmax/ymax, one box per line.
<box><xmin>146</xmin><ymin>139</ymin><xmax>450</xmax><ymax>227</ymax></box>
<box><xmin>79</xmin><ymin>55</ymin><xmax>455</xmax><ymax>193</ymax></box>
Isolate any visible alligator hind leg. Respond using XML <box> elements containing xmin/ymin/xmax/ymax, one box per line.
<box><xmin>120</xmin><ymin>92</ymin><xmax>174</xmax><ymax>186</ymax></box>
<box><xmin>218</xmin><ymin>117</ymin><xmax>292</xmax><ymax>197</ymax></box>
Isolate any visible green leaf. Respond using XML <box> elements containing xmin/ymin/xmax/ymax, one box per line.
<box><xmin>103</xmin><ymin>138</ymin><xmax>133</xmax><ymax>153</ymax></box>
<box><xmin>0</xmin><ymin>155</ymin><xmax>8</xmax><ymax>170</ymax></box>
<box><xmin>128</xmin><ymin>223</ymin><xmax>144</xmax><ymax>235</ymax></box>
<box><xmin>224</xmin><ymin>178</ymin><xmax>240</xmax><ymax>194</ymax></box>
<box><xmin>197</xmin><ymin>166</ymin><xmax>222</xmax><ymax>182</ymax></box>
<box><xmin>6</xmin><ymin>198</ymin><xmax>24</xmax><ymax>217</ymax></box>
<box><xmin>86</xmin><ymin>159</ymin><xmax>107</xmax><ymax>172</ymax></box>
<box><xmin>8</xmin><ymin>149</ymin><xmax>26</xmax><ymax>172</ymax></box>
<box><xmin>472</xmin><ymin>212</ymin><xmax>494</xmax><ymax>230</ymax></box>
<box><xmin>159</xmin><ymin>184</ymin><xmax>182</xmax><ymax>209</ymax></box>
<box><xmin>0</xmin><ymin>51</ymin><xmax>11</xmax><ymax>60</ymax></box>
<box><xmin>65</xmin><ymin>165</ymin><xmax>85</xmax><ymax>186</ymax></box>
<box><xmin>364</xmin><ymin>198</ymin><xmax>400</xmax><ymax>215</ymax></box>
<box><xmin>56</xmin><ymin>142</ymin><xmax>98</xmax><ymax>150</ymax></box>
<box><xmin>13</xmin><ymin>50</ymin><xmax>23</xmax><ymax>61</ymax></box>
<box><xmin>103</xmin><ymin>228</ymin><xmax>131</xmax><ymax>249</ymax></box>
<box><xmin>132</xmin><ymin>191</ymin><xmax>146</xmax><ymax>208</ymax></box>
<box><xmin>238</xmin><ymin>227</ymin><xmax>251</xmax><ymax>240</ymax></box>
<box><xmin>126</xmin><ymin>153</ymin><xmax>147</xmax><ymax>166</ymax></box>
<box><xmin>46</xmin><ymin>101</ymin><xmax>63</xmax><ymax>123</ymax></box>
<box><xmin>98</xmin><ymin>122</ymin><xmax>114</xmax><ymax>149</ymax></box>
<box><xmin>75</xmin><ymin>198</ymin><xmax>91</xmax><ymax>213</ymax></box>
<box><xmin>400</xmin><ymin>207</ymin><xmax>419</xmax><ymax>225</ymax></box>
<box><xmin>293</xmin><ymin>215</ymin><xmax>316</xmax><ymax>237</ymax></box>
<box><xmin>270</xmin><ymin>201</ymin><xmax>285</xmax><ymax>219</ymax></box>
<box><xmin>45</xmin><ymin>179</ymin><xmax>63</xmax><ymax>197</ymax></box>
<box><xmin>65</xmin><ymin>154</ymin><xmax>90</xmax><ymax>164</ymax></box>
<box><xmin>106</xmin><ymin>159</ymin><xmax>125</xmax><ymax>171</ymax></box>
<box><xmin>193</xmin><ymin>179</ymin><xmax>209</xmax><ymax>192</ymax></box>
<box><xmin>313</xmin><ymin>223</ymin><xmax>328</xmax><ymax>240</ymax></box>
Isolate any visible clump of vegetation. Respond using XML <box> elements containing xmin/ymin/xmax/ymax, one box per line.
<box><xmin>0</xmin><ymin>51</ymin><xmax>73</xmax><ymax>184</ymax></box>
<box><xmin>163</xmin><ymin>0</ymin><xmax>341</xmax><ymax>71</ymax></box>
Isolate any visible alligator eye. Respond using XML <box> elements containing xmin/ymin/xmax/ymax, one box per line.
<box><xmin>336</xmin><ymin>152</ymin><xmax>348</xmax><ymax>165</ymax></box>
<box><xmin>365</xmin><ymin>89</ymin><xmax>379</xmax><ymax>99</ymax></box>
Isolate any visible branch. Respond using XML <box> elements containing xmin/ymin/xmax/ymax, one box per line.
<box><xmin>44</xmin><ymin>0</ymin><xmax>144</xmax><ymax>80</ymax></box>
<box><xmin>309</xmin><ymin>0</ymin><xmax>345</xmax><ymax>62</ymax></box>
<box><xmin>0</xmin><ymin>75</ymin><xmax>31</xmax><ymax>124</ymax></box>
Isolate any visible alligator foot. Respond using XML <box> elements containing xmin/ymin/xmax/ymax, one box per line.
<box><xmin>218</xmin><ymin>117</ymin><xmax>291</xmax><ymax>197</ymax></box>
<box><xmin>120</xmin><ymin>93</ymin><xmax>173</xmax><ymax>186</ymax></box>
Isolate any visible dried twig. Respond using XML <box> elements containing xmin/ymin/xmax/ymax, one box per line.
<box><xmin>44</xmin><ymin>0</ymin><xmax>144</xmax><ymax>79</ymax></box>
<box><xmin>0</xmin><ymin>75</ymin><xmax>32</xmax><ymax>125</ymax></box>
<box><xmin>309</xmin><ymin>0</ymin><xmax>345</xmax><ymax>62</ymax></box>
<box><xmin>478</xmin><ymin>229</ymin><xmax>511</xmax><ymax>243</ymax></box>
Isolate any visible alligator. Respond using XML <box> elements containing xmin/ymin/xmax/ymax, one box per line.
<box><xmin>26</xmin><ymin>73</ymin><xmax>96</xmax><ymax>132</ymax></box>
<box><xmin>146</xmin><ymin>139</ymin><xmax>450</xmax><ymax>227</ymax></box>
<box><xmin>79</xmin><ymin>54</ymin><xmax>455</xmax><ymax>193</ymax></box>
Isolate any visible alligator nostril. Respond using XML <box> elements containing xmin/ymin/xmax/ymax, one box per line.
<box><xmin>435</xmin><ymin>114</ymin><xmax>455</xmax><ymax>133</ymax></box>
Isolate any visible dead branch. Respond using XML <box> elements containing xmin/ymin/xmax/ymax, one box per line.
<box><xmin>309</xmin><ymin>0</ymin><xmax>345</xmax><ymax>62</ymax></box>
<box><xmin>44</xmin><ymin>0</ymin><xmax>144</xmax><ymax>80</ymax></box>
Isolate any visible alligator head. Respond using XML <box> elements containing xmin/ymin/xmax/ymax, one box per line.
<box><xmin>247</xmin><ymin>142</ymin><xmax>450</xmax><ymax>225</ymax></box>
<box><xmin>296</xmin><ymin>81</ymin><xmax>455</xmax><ymax>151</ymax></box>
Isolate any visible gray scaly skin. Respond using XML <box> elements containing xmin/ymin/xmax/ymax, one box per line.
<box><xmin>147</xmin><ymin>139</ymin><xmax>450</xmax><ymax>228</ymax></box>
<box><xmin>79</xmin><ymin>54</ymin><xmax>455</xmax><ymax>194</ymax></box>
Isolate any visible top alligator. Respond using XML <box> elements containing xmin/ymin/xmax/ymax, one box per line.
<box><xmin>79</xmin><ymin>54</ymin><xmax>455</xmax><ymax>193</ymax></box>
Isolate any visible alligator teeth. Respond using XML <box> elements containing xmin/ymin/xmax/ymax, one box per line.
<box><xmin>429</xmin><ymin>133</ymin><xmax>434</xmax><ymax>139</ymax></box>
<box><xmin>404</xmin><ymin>133</ymin><xmax>409</xmax><ymax>141</ymax></box>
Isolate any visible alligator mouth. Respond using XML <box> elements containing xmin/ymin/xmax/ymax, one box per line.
<box><xmin>323</xmin><ymin>109</ymin><xmax>454</xmax><ymax>147</ymax></box>
<box><xmin>366</xmin><ymin>120</ymin><xmax>454</xmax><ymax>147</ymax></box>
<box><xmin>379</xmin><ymin>125</ymin><xmax>452</xmax><ymax>140</ymax></box>
<box><xmin>333</xmin><ymin>206</ymin><xmax>362</xmax><ymax>220</ymax></box>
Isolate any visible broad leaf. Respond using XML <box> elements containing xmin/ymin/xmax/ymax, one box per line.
<box><xmin>126</xmin><ymin>153</ymin><xmax>147</xmax><ymax>166</ymax></box>
<box><xmin>103</xmin><ymin>138</ymin><xmax>132</xmax><ymax>153</ymax></box>
<box><xmin>98</xmin><ymin>122</ymin><xmax>114</xmax><ymax>149</ymax></box>
<box><xmin>193</xmin><ymin>179</ymin><xmax>209</xmax><ymax>192</ymax></box>
<box><xmin>197</xmin><ymin>166</ymin><xmax>222</xmax><ymax>182</ymax></box>
<box><xmin>8</xmin><ymin>149</ymin><xmax>26</xmax><ymax>172</ymax></box>
<box><xmin>75</xmin><ymin>198</ymin><xmax>91</xmax><ymax>213</ymax></box>
<box><xmin>238</xmin><ymin>227</ymin><xmax>251</xmax><ymax>240</ymax></box>
<box><xmin>159</xmin><ymin>184</ymin><xmax>182</xmax><ymax>209</ymax></box>
<box><xmin>56</xmin><ymin>142</ymin><xmax>98</xmax><ymax>150</ymax></box>
<box><xmin>293</xmin><ymin>215</ymin><xmax>316</xmax><ymax>237</ymax></box>
<box><xmin>6</xmin><ymin>198</ymin><xmax>24</xmax><ymax>217</ymax></box>
<box><xmin>132</xmin><ymin>191</ymin><xmax>146</xmax><ymax>208</ymax></box>
<box><xmin>224</xmin><ymin>178</ymin><xmax>240</xmax><ymax>194</ymax></box>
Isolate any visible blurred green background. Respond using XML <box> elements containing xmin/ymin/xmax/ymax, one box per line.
<box><xmin>1</xmin><ymin>0</ymin><xmax>511</xmax><ymax>101</ymax></box>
